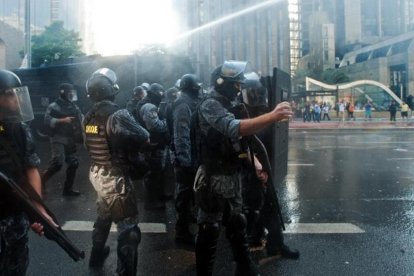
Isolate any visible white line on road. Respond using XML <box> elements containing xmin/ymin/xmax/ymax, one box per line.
<box><xmin>62</xmin><ymin>221</ymin><xmax>167</xmax><ymax>233</ymax></box>
<box><xmin>288</xmin><ymin>163</ymin><xmax>315</xmax><ymax>167</ymax></box>
<box><xmin>387</xmin><ymin>158</ymin><xmax>414</xmax><ymax>160</ymax></box>
<box><xmin>284</xmin><ymin>223</ymin><xmax>365</xmax><ymax>234</ymax></box>
<box><xmin>355</xmin><ymin>142</ymin><xmax>412</xmax><ymax>144</ymax></box>
<box><xmin>62</xmin><ymin>221</ymin><xmax>364</xmax><ymax>234</ymax></box>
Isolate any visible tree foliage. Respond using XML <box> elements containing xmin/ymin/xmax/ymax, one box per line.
<box><xmin>320</xmin><ymin>69</ymin><xmax>350</xmax><ymax>84</ymax></box>
<box><xmin>31</xmin><ymin>21</ymin><xmax>84</xmax><ymax>67</ymax></box>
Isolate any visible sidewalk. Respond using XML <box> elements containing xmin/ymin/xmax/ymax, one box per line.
<box><xmin>290</xmin><ymin>118</ymin><xmax>414</xmax><ymax>130</ymax></box>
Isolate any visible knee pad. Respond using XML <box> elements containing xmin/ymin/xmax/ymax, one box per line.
<box><xmin>118</xmin><ymin>226</ymin><xmax>141</xmax><ymax>247</ymax></box>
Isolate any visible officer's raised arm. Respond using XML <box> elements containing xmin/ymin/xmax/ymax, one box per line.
<box><xmin>239</xmin><ymin>101</ymin><xmax>293</xmax><ymax>136</ymax></box>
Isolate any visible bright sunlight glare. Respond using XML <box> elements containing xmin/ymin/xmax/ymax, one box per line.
<box><xmin>89</xmin><ymin>0</ymin><xmax>179</xmax><ymax>56</ymax></box>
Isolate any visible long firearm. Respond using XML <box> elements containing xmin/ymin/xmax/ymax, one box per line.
<box><xmin>230</xmin><ymin>103</ymin><xmax>285</xmax><ymax>230</ymax></box>
<box><xmin>0</xmin><ymin>171</ymin><xmax>85</xmax><ymax>262</ymax></box>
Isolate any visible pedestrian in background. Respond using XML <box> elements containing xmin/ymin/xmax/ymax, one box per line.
<box><xmin>389</xmin><ymin>100</ymin><xmax>398</xmax><ymax>121</ymax></box>
<box><xmin>322</xmin><ymin>103</ymin><xmax>331</xmax><ymax>121</ymax></box>
<box><xmin>313</xmin><ymin>102</ymin><xmax>321</xmax><ymax>122</ymax></box>
<box><xmin>364</xmin><ymin>101</ymin><xmax>372</xmax><ymax>121</ymax></box>
<box><xmin>400</xmin><ymin>101</ymin><xmax>410</xmax><ymax>120</ymax></box>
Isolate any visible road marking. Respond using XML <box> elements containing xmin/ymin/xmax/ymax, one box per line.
<box><xmin>284</xmin><ymin>223</ymin><xmax>364</xmax><ymax>234</ymax></box>
<box><xmin>288</xmin><ymin>163</ymin><xmax>315</xmax><ymax>167</ymax></box>
<box><xmin>387</xmin><ymin>157</ymin><xmax>414</xmax><ymax>160</ymax></box>
<box><xmin>62</xmin><ymin>221</ymin><xmax>167</xmax><ymax>233</ymax></box>
<box><xmin>355</xmin><ymin>142</ymin><xmax>412</xmax><ymax>144</ymax></box>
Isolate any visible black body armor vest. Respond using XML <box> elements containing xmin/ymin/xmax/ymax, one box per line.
<box><xmin>0</xmin><ymin>122</ymin><xmax>26</xmax><ymax>213</ymax></box>
<box><xmin>197</xmin><ymin>95</ymin><xmax>246</xmax><ymax>171</ymax></box>
<box><xmin>84</xmin><ymin>101</ymin><xmax>119</xmax><ymax>168</ymax></box>
<box><xmin>51</xmin><ymin>98</ymin><xmax>83</xmax><ymax>141</ymax></box>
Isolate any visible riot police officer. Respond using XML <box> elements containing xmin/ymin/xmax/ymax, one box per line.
<box><xmin>193</xmin><ymin>61</ymin><xmax>293</xmax><ymax>275</ymax></box>
<box><xmin>136</xmin><ymin>83</ymin><xmax>170</xmax><ymax>210</ymax></box>
<box><xmin>0</xmin><ymin>69</ymin><xmax>53</xmax><ymax>274</ymax></box>
<box><xmin>172</xmin><ymin>74</ymin><xmax>201</xmax><ymax>244</ymax></box>
<box><xmin>84</xmin><ymin>68</ymin><xmax>150</xmax><ymax>275</ymax></box>
<box><xmin>41</xmin><ymin>83</ymin><xmax>83</xmax><ymax>196</ymax></box>
<box><xmin>126</xmin><ymin>85</ymin><xmax>146</xmax><ymax>118</ymax></box>
<box><xmin>240</xmin><ymin>72</ymin><xmax>299</xmax><ymax>259</ymax></box>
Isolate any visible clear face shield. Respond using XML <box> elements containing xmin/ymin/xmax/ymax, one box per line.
<box><xmin>64</xmin><ymin>89</ymin><xmax>78</xmax><ymax>102</ymax></box>
<box><xmin>241</xmin><ymin>72</ymin><xmax>268</xmax><ymax>107</ymax></box>
<box><xmin>0</xmin><ymin>86</ymin><xmax>34</xmax><ymax>123</ymax></box>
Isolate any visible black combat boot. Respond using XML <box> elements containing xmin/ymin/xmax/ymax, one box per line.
<box><xmin>264</xmin><ymin>216</ymin><xmax>299</xmax><ymax>259</ymax></box>
<box><xmin>196</xmin><ymin>223</ymin><xmax>220</xmax><ymax>276</ymax></box>
<box><xmin>89</xmin><ymin>217</ymin><xmax>111</xmax><ymax>267</ymax></box>
<box><xmin>116</xmin><ymin>226</ymin><xmax>141</xmax><ymax>276</ymax></box>
<box><xmin>267</xmin><ymin>244</ymin><xmax>300</xmax><ymax>259</ymax></box>
<box><xmin>226</xmin><ymin>214</ymin><xmax>261</xmax><ymax>276</ymax></box>
<box><xmin>89</xmin><ymin>246</ymin><xmax>110</xmax><ymax>267</ymax></box>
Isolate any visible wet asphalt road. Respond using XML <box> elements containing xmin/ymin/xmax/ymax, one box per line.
<box><xmin>26</xmin><ymin>129</ymin><xmax>414</xmax><ymax>276</ymax></box>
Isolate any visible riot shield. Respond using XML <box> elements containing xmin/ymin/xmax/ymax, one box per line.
<box><xmin>264</xmin><ymin>67</ymin><xmax>290</xmax><ymax>188</ymax></box>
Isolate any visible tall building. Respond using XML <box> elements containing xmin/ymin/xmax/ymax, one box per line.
<box><xmin>181</xmin><ymin>0</ymin><xmax>291</xmax><ymax>82</ymax></box>
<box><xmin>300</xmin><ymin>0</ymin><xmax>414</xmax><ymax>60</ymax></box>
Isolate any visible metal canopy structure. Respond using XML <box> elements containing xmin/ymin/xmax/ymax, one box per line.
<box><xmin>305</xmin><ymin>77</ymin><xmax>403</xmax><ymax>105</ymax></box>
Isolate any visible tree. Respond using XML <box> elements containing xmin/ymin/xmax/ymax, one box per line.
<box><xmin>320</xmin><ymin>69</ymin><xmax>350</xmax><ymax>84</ymax></box>
<box><xmin>31</xmin><ymin>21</ymin><xmax>84</xmax><ymax>67</ymax></box>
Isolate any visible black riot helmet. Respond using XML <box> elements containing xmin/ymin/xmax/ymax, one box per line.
<box><xmin>147</xmin><ymin>83</ymin><xmax>164</xmax><ymax>106</ymax></box>
<box><xmin>86</xmin><ymin>68</ymin><xmax>119</xmax><ymax>102</ymax></box>
<box><xmin>179</xmin><ymin>74</ymin><xmax>201</xmax><ymax>97</ymax></box>
<box><xmin>141</xmin><ymin>82</ymin><xmax>150</xmax><ymax>91</ymax></box>
<box><xmin>165</xmin><ymin>87</ymin><xmax>179</xmax><ymax>102</ymax></box>
<box><xmin>241</xmin><ymin>72</ymin><xmax>268</xmax><ymax>107</ymax></box>
<box><xmin>59</xmin><ymin>83</ymin><xmax>78</xmax><ymax>102</ymax></box>
<box><xmin>210</xmin><ymin>60</ymin><xmax>247</xmax><ymax>100</ymax></box>
<box><xmin>0</xmin><ymin>70</ymin><xmax>34</xmax><ymax>123</ymax></box>
<box><xmin>132</xmin><ymin>85</ymin><xmax>146</xmax><ymax>100</ymax></box>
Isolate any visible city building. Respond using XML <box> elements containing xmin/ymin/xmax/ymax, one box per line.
<box><xmin>338</xmin><ymin>31</ymin><xmax>414</xmax><ymax>101</ymax></box>
<box><xmin>298</xmin><ymin>0</ymin><xmax>414</xmax><ymax>72</ymax></box>
<box><xmin>180</xmin><ymin>0</ymin><xmax>291</xmax><ymax>82</ymax></box>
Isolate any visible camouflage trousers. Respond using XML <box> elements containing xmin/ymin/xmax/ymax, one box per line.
<box><xmin>194</xmin><ymin>165</ymin><xmax>243</xmax><ymax>224</ymax></box>
<box><xmin>0</xmin><ymin>213</ymin><xmax>30</xmax><ymax>276</ymax></box>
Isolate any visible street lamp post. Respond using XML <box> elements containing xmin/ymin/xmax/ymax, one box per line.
<box><xmin>24</xmin><ymin>0</ymin><xmax>31</xmax><ymax>68</ymax></box>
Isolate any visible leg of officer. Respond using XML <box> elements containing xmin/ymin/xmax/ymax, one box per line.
<box><xmin>225</xmin><ymin>180</ymin><xmax>260</xmax><ymax>276</ymax></box>
<box><xmin>0</xmin><ymin>214</ymin><xmax>30</xmax><ymax>275</ymax></box>
<box><xmin>89</xmin><ymin>198</ymin><xmax>111</xmax><ymax>268</ymax></box>
<box><xmin>174</xmin><ymin>166</ymin><xmax>196</xmax><ymax>244</ymax></box>
<box><xmin>41</xmin><ymin>141</ymin><xmax>64</xmax><ymax>184</ymax></box>
<box><xmin>144</xmin><ymin>149</ymin><xmax>166</xmax><ymax>210</ymax></box>
<box><xmin>63</xmin><ymin>141</ymin><xmax>80</xmax><ymax>196</ymax></box>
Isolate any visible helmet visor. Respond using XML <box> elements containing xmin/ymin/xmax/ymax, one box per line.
<box><xmin>241</xmin><ymin>72</ymin><xmax>268</xmax><ymax>106</ymax></box>
<box><xmin>221</xmin><ymin>60</ymin><xmax>248</xmax><ymax>83</ymax></box>
<box><xmin>0</xmin><ymin>86</ymin><xmax>34</xmax><ymax>123</ymax></box>
<box><xmin>65</xmin><ymin>89</ymin><xmax>78</xmax><ymax>102</ymax></box>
